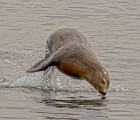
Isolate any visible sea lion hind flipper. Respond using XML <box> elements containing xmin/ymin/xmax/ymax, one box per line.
<box><xmin>26</xmin><ymin>58</ymin><xmax>52</xmax><ymax>73</ymax></box>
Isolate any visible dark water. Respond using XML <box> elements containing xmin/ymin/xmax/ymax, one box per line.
<box><xmin>0</xmin><ymin>0</ymin><xmax>140</xmax><ymax>120</ymax></box>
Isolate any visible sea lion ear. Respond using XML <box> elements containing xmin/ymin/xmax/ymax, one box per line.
<box><xmin>26</xmin><ymin>58</ymin><xmax>52</xmax><ymax>73</ymax></box>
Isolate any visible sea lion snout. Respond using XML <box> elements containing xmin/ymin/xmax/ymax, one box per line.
<box><xmin>87</xmin><ymin>68</ymin><xmax>110</xmax><ymax>95</ymax></box>
<box><xmin>94</xmin><ymin>81</ymin><xmax>109</xmax><ymax>96</ymax></box>
<box><xmin>93</xmin><ymin>81</ymin><xmax>108</xmax><ymax>96</ymax></box>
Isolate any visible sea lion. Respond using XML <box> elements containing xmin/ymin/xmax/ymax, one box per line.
<box><xmin>26</xmin><ymin>28</ymin><xmax>110</xmax><ymax>95</ymax></box>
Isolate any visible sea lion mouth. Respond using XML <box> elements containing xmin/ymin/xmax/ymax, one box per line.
<box><xmin>99</xmin><ymin>91</ymin><xmax>106</xmax><ymax>96</ymax></box>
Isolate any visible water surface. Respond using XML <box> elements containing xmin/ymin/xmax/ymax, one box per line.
<box><xmin>0</xmin><ymin>0</ymin><xmax>140</xmax><ymax>120</ymax></box>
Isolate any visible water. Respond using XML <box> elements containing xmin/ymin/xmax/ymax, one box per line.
<box><xmin>0</xmin><ymin>0</ymin><xmax>140</xmax><ymax>120</ymax></box>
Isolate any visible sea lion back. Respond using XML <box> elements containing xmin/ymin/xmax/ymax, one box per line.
<box><xmin>47</xmin><ymin>28</ymin><xmax>90</xmax><ymax>53</ymax></box>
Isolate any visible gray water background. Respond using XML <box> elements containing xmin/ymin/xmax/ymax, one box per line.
<box><xmin>0</xmin><ymin>0</ymin><xmax>140</xmax><ymax>120</ymax></box>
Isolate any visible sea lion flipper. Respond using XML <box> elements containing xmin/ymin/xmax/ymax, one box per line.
<box><xmin>26</xmin><ymin>58</ymin><xmax>52</xmax><ymax>73</ymax></box>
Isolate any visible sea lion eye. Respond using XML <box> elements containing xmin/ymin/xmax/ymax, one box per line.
<box><xmin>101</xmin><ymin>80</ymin><xmax>105</xmax><ymax>84</ymax></box>
<box><xmin>96</xmin><ymin>84</ymin><xmax>99</xmax><ymax>88</ymax></box>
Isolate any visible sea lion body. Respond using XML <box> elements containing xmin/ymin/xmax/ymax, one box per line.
<box><xmin>27</xmin><ymin>28</ymin><xmax>110</xmax><ymax>95</ymax></box>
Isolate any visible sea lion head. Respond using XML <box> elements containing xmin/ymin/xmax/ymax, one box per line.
<box><xmin>90</xmin><ymin>68</ymin><xmax>110</xmax><ymax>96</ymax></box>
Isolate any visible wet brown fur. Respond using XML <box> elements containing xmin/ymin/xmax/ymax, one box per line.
<box><xmin>27</xmin><ymin>28</ymin><xmax>110</xmax><ymax>95</ymax></box>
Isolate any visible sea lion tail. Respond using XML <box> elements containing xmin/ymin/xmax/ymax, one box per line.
<box><xmin>26</xmin><ymin>58</ymin><xmax>52</xmax><ymax>73</ymax></box>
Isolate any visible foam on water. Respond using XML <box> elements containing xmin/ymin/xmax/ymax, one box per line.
<box><xmin>109</xmin><ymin>84</ymin><xmax>128</xmax><ymax>92</ymax></box>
